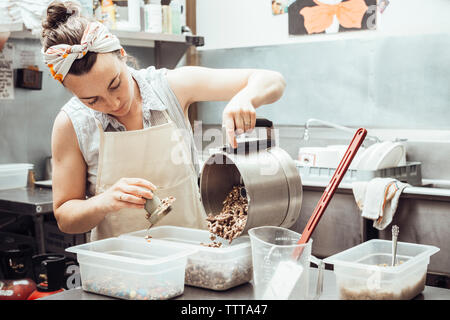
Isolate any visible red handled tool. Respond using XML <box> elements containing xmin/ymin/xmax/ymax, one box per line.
<box><xmin>292</xmin><ymin>128</ymin><xmax>367</xmax><ymax>260</ymax></box>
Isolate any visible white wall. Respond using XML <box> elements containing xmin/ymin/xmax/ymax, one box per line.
<box><xmin>197</xmin><ymin>0</ymin><xmax>450</xmax><ymax>50</ymax></box>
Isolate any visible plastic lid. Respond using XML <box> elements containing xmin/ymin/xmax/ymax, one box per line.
<box><xmin>0</xmin><ymin>163</ymin><xmax>34</xmax><ymax>170</ymax></box>
<box><xmin>323</xmin><ymin>239</ymin><xmax>440</xmax><ymax>273</ymax></box>
<box><xmin>0</xmin><ymin>164</ymin><xmax>34</xmax><ymax>174</ymax></box>
<box><xmin>120</xmin><ymin>226</ymin><xmax>251</xmax><ymax>259</ymax></box>
<box><xmin>66</xmin><ymin>237</ymin><xmax>197</xmax><ymax>273</ymax></box>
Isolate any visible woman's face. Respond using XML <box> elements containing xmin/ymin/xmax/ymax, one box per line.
<box><xmin>63</xmin><ymin>53</ymin><xmax>136</xmax><ymax>117</ymax></box>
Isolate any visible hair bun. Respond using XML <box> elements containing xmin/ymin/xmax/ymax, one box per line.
<box><xmin>42</xmin><ymin>1</ymin><xmax>81</xmax><ymax>30</ymax></box>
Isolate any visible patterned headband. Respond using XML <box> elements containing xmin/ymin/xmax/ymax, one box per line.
<box><xmin>42</xmin><ymin>21</ymin><xmax>125</xmax><ymax>83</ymax></box>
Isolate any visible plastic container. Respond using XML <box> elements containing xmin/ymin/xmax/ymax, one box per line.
<box><xmin>115</xmin><ymin>0</ymin><xmax>141</xmax><ymax>32</ymax></box>
<box><xmin>179</xmin><ymin>0</ymin><xmax>186</xmax><ymax>30</ymax></box>
<box><xmin>0</xmin><ymin>163</ymin><xmax>34</xmax><ymax>190</ymax></box>
<box><xmin>144</xmin><ymin>0</ymin><xmax>162</xmax><ymax>33</ymax></box>
<box><xmin>170</xmin><ymin>0</ymin><xmax>182</xmax><ymax>34</ymax></box>
<box><xmin>66</xmin><ymin>238</ymin><xmax>196</xmax><ymax>300</ymax></box>
<box><xmin>120</xmin><ymin>226</ymin><xmax>253</xmax><ymax>291</ymax></box>
<box><xmin>101</xmin><ymin>0</ymin><xmax>116</xmax><ymax>30</ymax></box>
<box><xmin>323</xmin><ymin>239</ymin><xmax>440</xmax><ymax>300</ymax></box>
<box><xmin>162</xmin><ymin>5</ymin><xmax>172</xmax><ymax>34</ymax></box>
<box><xmin>248</xmin><ymin>226</ymin><xmax>324</xmax><ymax>300</ymax></box>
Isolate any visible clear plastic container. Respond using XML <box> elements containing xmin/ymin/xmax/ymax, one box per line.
<box><xmin>0</xmin><ymin>163</ymin><xmax>33</xmax><ymax>190</ymax></box>
<box><xmin>323</xmin><ymin>239</ymin><xmax>440</xmax><ymax>300</ymax></box>
<box><xmin>120</xmin><ymin>226</ymin><xmax>253</xmax><ymax>291</ymax></box>
<box><xmin>66</xmin><ymin>238</ymin><xmax>197</xmax><ymax>300</ymax></box>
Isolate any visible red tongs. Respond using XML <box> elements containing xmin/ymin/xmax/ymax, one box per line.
<box><xmin>292</xmin><ymin>128</ymin><xmax>367</xmax><ymax>260</ymax></box>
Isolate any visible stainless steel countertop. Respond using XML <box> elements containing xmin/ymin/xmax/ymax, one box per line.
<box><xmin>302</xmin><ymin>181</ymin><xmax>450</xmax><ymax>202</ymax></box>
<box><xmin>0</xmin><ymin>186</ymin><xmax>53</xmax><ymax>215</ymax></box>
<box><xmin>40</xmin><ymin>268</ymin><xmax>450</xmax><ymax>300</ymax></box>
<box><xmin>2</xmin><ymin>178</ymin><xmax>449</xmax><ymax>218</ymax></box>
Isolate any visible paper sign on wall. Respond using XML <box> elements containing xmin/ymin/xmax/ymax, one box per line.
<box><xmin>0</xmin><ymin>42</ymin><xmax>14</xmax><ymax>100</ymax></box>
<box><xmin>272</xmin><ymin>0</ymin><xmax>295</xmax><ymax>15</ymax></box>
<box><xmin>288</xmin><ymin>0</ymin><xmax>377</xmax><ymax>35</ymax></box>
<box><xmin>18</xmin><ymin>50</ymin><xmax>36</xmax><ymax>68</ymax></box>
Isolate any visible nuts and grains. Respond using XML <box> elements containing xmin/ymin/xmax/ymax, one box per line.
<box><xmin>82</xmin><ymin>277</ymin><xmax>183</xmax><ymax>300</ymax></box>
<box><xmin>139</xmin><ymin>186</ymin><xmax>253</xmax><ymax>291</ymax></box>
<box><xmin>184</xmin><ymin>255</ymin><xmax>253</xmax><ymax>291</ymax></box>
<box><xmin>186</xmin><ymin>185</ymin><xmax>252</xmax><ymax>290</ymax></box>
<box><xmin>204</xmin><ymin>185</ymin><xmax>248</xmax><ymax>245</ymax></box>
<box><xmin>145</xmin><ymin>196</ymin><xmax>176</xmax><ymax>228</ymax></box>
<box><xmin>339</xmin><ymin>273</ymin><xmax>426</xmax><ymax>300</ymax></box>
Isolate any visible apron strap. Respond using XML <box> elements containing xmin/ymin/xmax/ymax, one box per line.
<box><xmin>161</xmin><ymin>109</ymin><xmax>171</xmax><ymax>123</ymax></box>
<box><xmin>93</xmin><ymin>117</ymin><xmax>105</xmax><ymax>133</ymax></box>
<box><xmin>93</xmin><ymin>117</ymin><xmax>106</xmax><ymax>194</ymax></box>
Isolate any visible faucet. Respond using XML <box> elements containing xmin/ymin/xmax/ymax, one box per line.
<box><xmin>303</xmin><ymin>118</ymin><xmax>381</xmax><ymax>144</ymax></box>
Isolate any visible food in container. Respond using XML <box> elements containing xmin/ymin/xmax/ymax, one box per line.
<box><xmin>120</xmin><ymin>226</ymin><xmax>253</xmax><ymax>291</ymax></box>
<box><xmin>205</xmin><ymin>185</ymin><xmax>248</xmax><ymax>243</ymax></box>
<box><xmin>66</xmin><ymin>238</ymin><xmax>196</xmax><ymax>300</ymax></box>
<box><xmin>324</xmin><ymin>239</ymin><xmax>439</xmax><ymax>300</ymax></box>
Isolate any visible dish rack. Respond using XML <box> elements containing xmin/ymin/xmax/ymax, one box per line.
<box><xmin>296</xmin><ymin>161</ymin><xmax>423</xmax><ymax>186</ymax></box>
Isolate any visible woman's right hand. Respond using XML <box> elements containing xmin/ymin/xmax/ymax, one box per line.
<box><xmin>96</xmin><ymin>177</ymin><xmax>157</xmax><ymax>213</ymax></box>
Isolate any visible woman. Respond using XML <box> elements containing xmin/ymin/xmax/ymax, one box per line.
<box><xmin>44</xmin><ymin>1</ymin><xmax>286</xmax><ymax>240</ymax></box>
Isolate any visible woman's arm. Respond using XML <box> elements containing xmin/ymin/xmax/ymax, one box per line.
<box><xmin>52</xmin><ymin>111</ymin><xmax>106</xmax><ymax>233</ymax></box>
<box><xmin>51</xmin><ymin>112</ymin><xmax>155</xmax><ymax>234</ymax></box>
<box><xmin>166</xmin><ymin>66</ymin><xmax>286</xmax><ymax>148</ymax></box>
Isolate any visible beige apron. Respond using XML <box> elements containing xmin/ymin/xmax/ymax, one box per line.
<box><xmin>90</xmin><ymin>110</ymin><xmax>207</xmax><ymax>241</ymax></box>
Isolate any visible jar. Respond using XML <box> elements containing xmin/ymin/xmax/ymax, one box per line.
<box><xmin>144</xmin><ymin>0</ymin><xmax>162</xmax><ymax>33</ymax></box>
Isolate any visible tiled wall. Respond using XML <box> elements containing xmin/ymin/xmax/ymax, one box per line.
<box><xmin>196</xmin><ymin>33</ymin><xmax>450</xmax><ymax>129</ymax></box>
<box><xmin>195</xmin><ymin>32</ymin><xmax>450</xmax><ymax>180</ymax></box>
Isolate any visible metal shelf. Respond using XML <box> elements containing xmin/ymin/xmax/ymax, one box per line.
<box><xmin>9</xmin><ymin>26</ymin><xmax>204</xmax><ymax>69</ymax></box>
<box><xmin>9</xmin><ymin>27</ymin><xmax>203</xmax><ymax>48</ymax></box>
<box><xmin>112</xmin><ymin>30</ymin><xmax>204</xmax><ymax>48</ymax></box>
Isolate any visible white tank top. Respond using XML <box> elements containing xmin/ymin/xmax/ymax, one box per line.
<box><xmin>61</xmin><ymin>66</ymin><xmax>200</xmax><ymax>197</ymax></box>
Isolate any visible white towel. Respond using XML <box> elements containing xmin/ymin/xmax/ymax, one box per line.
<box><xmin>352</xmin><ymin>178</ymin><xmax>409</xmax><ymax>230</ymax></box>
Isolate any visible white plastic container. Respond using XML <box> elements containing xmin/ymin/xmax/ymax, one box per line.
<box><xmin>120</xmin><ymin>226</ymin><xmax>253</xmax><ymax>291</ymax></box>
<box><xmin>115</xmin><ymin>0</ymin><xmax>141</xmax><ymax>32</ymax></box>
<box><xmin>179</xmin><ymin>0</ymin><xmax>186</xmax><ymax>30</ymax></box>
<box><xmin>144</xmin><ymin>0</ymin><xmax>162</xmax><ymax>33</ymax></box>
<box><xmin>0</xmin><ymin>163</ymin><xmax>33</xmax><ymax>190</ymax></box>
<box><xmin>162</xmin><ymin>5</ymin><xmax>172</xmax><ymax>34</ymax></box>
<box><xmin>323</xmin><ymin>239</ymin><xmax>440</xmax><ymax>300</ymax></box>
<box><xmin>66</xmin><ymin>238</ymin><xmax>196</xmax><ymax>300</ymax></box>
<box><xmin>170</xmin><ymin>0</ymin><xmax>182</xmax><ymax>34</ymax></box>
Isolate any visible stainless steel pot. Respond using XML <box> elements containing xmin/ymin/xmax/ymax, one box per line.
<box><xmin>199</xmin><ymin>119</ymin><xmax>303</xmax><ymax>234</ymax></box>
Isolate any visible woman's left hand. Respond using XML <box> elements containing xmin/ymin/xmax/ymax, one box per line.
<box><xmin>222</xmin><ymin>92</ymin><xmax>257</xmax><ymax>149</ymax></box>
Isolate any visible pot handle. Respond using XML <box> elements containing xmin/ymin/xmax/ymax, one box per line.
<box><xmin>222</xmin><ymin>118</ymin><xmax>274</xmax><ymax>153</ymax></box>
<box><xmin>254</xmin><ymin>118</ymin><xmax>273</xmax><ymax>128</ymax></box>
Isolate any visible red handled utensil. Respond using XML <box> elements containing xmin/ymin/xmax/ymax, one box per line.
<box><xmin>292</xmin><ymin>127</ymin><xmax>367</xmax><ymax>260</ymax></box>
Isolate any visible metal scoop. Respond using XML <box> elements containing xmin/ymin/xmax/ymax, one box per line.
<box><xmin>391</xmin><ymin>225</ymin><xmax>399</xmax><ymax>266</ymax></box>
<box><xmin>144</xmin><ymin>194</ymin><xmax>176</xmax><ymax>228</ymax></box>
